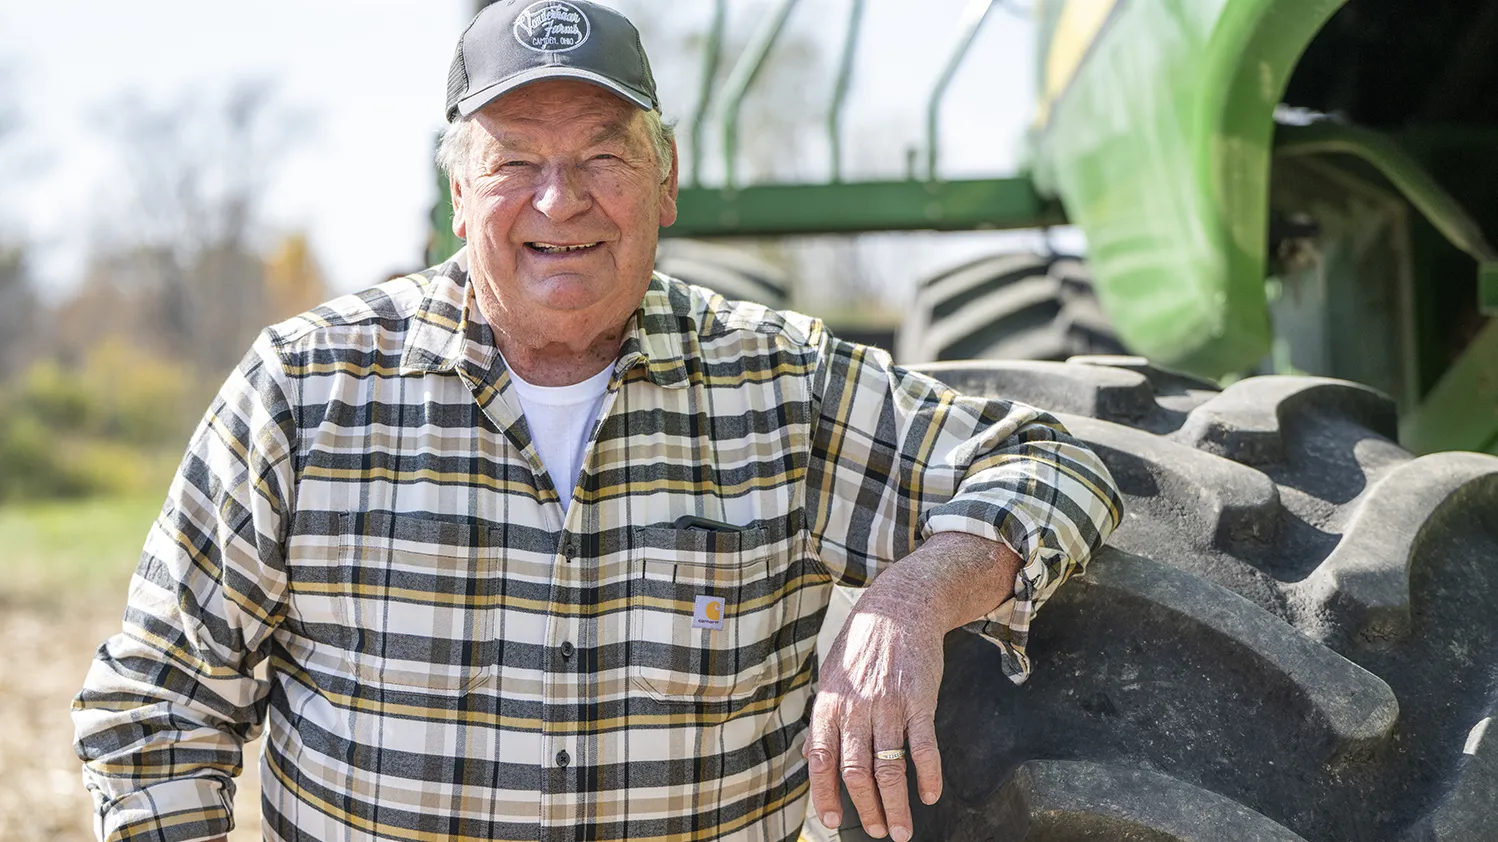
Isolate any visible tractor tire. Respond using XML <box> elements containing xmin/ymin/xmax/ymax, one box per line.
<box><xmin>655</xmin><ymin>239</ymin><xmax>790</xmax><ymax>309</ymax></box>
<box><xmin>896</xmin><ymin>252</ymin><xmax>1127</xmax><ymax>365</ymax></box>
<box><xmin>815</xmin><ymin>355</ymin><xmax>1498</xmax><ymax>842</ymax></box>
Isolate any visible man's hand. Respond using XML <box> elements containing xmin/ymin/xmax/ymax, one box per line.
<box><xmin>805</xmin><ymin>532</ymin><xmax>1021</xmax><ymax>841</ymax></box>
<box><xmin>807</xmin><ymin>585</ymin><xmax>945</xmax><ymax>841</ymax></box>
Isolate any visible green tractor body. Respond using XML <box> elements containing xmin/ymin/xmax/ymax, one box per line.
<box><xmin>1030</xmin><ymin>0</ymin><xmax>1498</xmax><ymax>456</ymax></box>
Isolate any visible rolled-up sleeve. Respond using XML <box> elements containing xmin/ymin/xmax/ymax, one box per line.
<box><xmin>805</xmin><ymin>335</ymin><xmax>1122</xmax><ymax>682</ymax></box>
<box><xmin>72</xmin><ymin>330</ymin><xmax>295</xmax><ymax>842</ymax></box>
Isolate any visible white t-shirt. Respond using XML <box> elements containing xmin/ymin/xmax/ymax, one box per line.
<box><xmin>504</xmin><ymin>361</ymin><xmax>614</xmax><ymax>513</ymax></box>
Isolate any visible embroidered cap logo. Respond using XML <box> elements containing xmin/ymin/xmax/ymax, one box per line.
<box><xmin>513</xmin><ymin>1</ymin><xmax>592</xmax><ymax>53</ymax></box>
<box><xmin>693</xmin><ymin>595</ymin><xmax>725</xmax><ymax>631</ymax></box>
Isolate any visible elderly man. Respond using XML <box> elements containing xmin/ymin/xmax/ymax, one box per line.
<box><xmin>73</xmin><ymin>3</ymin><xmax>1121</xmax><ymax>841</ymax></box>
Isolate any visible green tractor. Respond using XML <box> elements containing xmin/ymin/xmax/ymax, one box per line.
<box><xmin>432</xmin><ymin>1</ymin><xmax>1498</xmax><ymax>838</ymax></box>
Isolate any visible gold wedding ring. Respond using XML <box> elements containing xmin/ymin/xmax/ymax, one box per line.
<box><xmin>874</xmin><ymin>748</ymin><xmax>907</xmax><ymax>761</ymax></box>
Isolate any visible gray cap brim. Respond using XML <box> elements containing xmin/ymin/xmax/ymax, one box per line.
<box><xmin>455</xmin><ymin>67</ymin><xmax>655</xmax><ymax>118</ymax></box>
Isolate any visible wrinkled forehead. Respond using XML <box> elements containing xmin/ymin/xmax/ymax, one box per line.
<box><xmin>474</xmin><ymin>79</ymin><xmax>649</xmax><ymax>147</ymax></box>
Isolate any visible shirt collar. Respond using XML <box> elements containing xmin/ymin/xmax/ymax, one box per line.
<box><xmin>399</xmin><ymin>249</ymin><xmax>691</xmax><ymax>390</ymax></box>
<box><xmin>398</xmin><ymin>249</ymin><xmax>483</xmax><ymax>376</ymax></box>
<box><xmin>614</xmin><ymin>275</ymin><xmax>690</xmax><ymax>389</ymax></box>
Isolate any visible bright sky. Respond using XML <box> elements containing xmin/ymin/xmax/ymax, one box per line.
<box><xmin>0</xmin><ymin>0</ymin><xmax>1050</xmax><ymax>299</ymax></box>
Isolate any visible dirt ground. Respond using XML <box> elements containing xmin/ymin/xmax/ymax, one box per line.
<box><xmin>0</xmin><ymin>596</ymin><xmax>262</xmax><ymax>842</ymax></box>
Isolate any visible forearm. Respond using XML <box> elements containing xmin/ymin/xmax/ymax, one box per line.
<box><xmin>863</xmin><ymin>532</ymin><xmax>1022</xmax><ymax>634</ymax></box>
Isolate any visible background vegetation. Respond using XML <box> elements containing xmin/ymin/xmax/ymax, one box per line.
<box><xmin>0</xmin><ymin>83</ymin><xmax>331</xmax><ymax>504</ymax></box>
<box><xmin>0</xmin><ymin>81</ymin><xmax>309</xmax><ymax>842</ymax></box>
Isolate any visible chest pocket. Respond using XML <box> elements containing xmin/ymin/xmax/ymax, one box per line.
<box><xmin>335</xmin><ymin>512</ymin><xmax>500</xmax><ymax>695</ymax></box>
<box><xmin>627</xmin><ymin>524</ymin><xmax>788</xmax><ymax>703</ymax></box>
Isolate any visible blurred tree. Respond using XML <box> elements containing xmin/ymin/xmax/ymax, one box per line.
<box><xmin>264</xmin><ymin>232</ymin><xmax>331</xmax><ymax>320</ymax></box>
<box><xmin>0</xmin><ymin>63</ymin><xmax>37</xmax><ymax>382</ymax></box>
<box><xmin>100</xmin><ymin>81</ymin><xmax>296</xmax><ymax>258</ymax></box>
<box><xmin>90</xmin><ymin>80</ymin><xmax>309</xmax><ymax>374</ymax></box>
<box><xmin>0</xmin><ymin>79</ymin><xmax>341</xmax><ymax>503</ymax></box>
<box><xmin>0</xmin><ymin>246</ymin><xmax>36</xmax><ymax>379</ymax></box>
<box><xmin>0</xmin><ymin>73</ymin><xmax>345</xmax><ymax>501</ymax></box>
<box><xmin>51</xmin><ymin>252</ymin><xmax>154</xmax><ymax>365</ymax></box>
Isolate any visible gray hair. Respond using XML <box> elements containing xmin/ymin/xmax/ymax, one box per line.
<box><xmin>436</xmin><ymin>108</ymin><xmax>676</xmax><ymax>185</ymax></box>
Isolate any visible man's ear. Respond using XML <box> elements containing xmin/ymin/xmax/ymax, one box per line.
<box><xmin>658</xmin><ymin>138</ymin><xmax>680</xmax><ymax>228</ymax></box>
<box><xmin>450</xmin><ymin>173</ymin><xmax>468</xmax><ymax>240</ymax></box>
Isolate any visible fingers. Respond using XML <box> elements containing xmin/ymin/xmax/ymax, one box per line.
<box><xmin>840</xmin><ymin>715</ymin><xmax>887</xmax><ymax>838</ymax></box>
<box><xmin>805</xmin><ymin>695</ymin><xmax>844</xmax><ymax>830</ymax></box>
<box><xmin>907</xmin><ymin>712</ymin><xmax>943</xmax><ymax>806</ymax></box>
<box><xmin>872</xmin><ymin>708</ymin><xmax>912</xmax><ymax>842</ymax></box>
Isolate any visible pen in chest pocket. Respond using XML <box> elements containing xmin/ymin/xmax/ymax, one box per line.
<box><xmin>672</xmin><ymin>514</ymin><xmax>746</xmax><ymax>533</ymax></box>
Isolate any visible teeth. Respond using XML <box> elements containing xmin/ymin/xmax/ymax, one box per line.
<box><xmin>531</xmin><ymin>242</ymin><xmax>599</xmax><ymax>253</ymax></box>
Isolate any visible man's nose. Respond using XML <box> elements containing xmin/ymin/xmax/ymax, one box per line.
<box><xmin>533</xmin><ymin>164</ymin><xmax>591</xmax><ymax>220</ymax></box>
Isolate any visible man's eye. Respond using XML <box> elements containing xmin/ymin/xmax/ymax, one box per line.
<box><xmin>591</xmin><ymin>153</ymin><xmax>619</xmax><ymax>161</ymax></box>
<box><xmin>500</xmin><ymin>160</ymin><xmax>532</xmax><ymax>168</ymax></box>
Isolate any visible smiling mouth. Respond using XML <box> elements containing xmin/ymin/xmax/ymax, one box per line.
<box><xmin>527</xmin><ymin>241</ymin><xmax>601</xmax><ymax>254</ymax></box>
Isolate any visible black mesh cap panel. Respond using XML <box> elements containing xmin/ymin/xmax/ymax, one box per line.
<box><xmin>446</xmin><ymin>39</ymin><xmax>470</xmax><ymax>122</ymax></box>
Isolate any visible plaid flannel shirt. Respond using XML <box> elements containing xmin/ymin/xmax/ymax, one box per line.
<box><xmin>73</xmin><ymin>253</ymin><xmax>1122</xmax><ymax>842</ymax></box>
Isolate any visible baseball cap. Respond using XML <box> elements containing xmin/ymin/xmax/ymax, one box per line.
<box><xmin>446</xmin><ymin>0</ymin><xmax>659</xmax><ymax>122</ymax></box>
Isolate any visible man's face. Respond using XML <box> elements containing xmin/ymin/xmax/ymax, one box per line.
<box><xmin>451</xmin><ymin>79</ymin><xmax>678</xmax><ymax>350</ymax></box>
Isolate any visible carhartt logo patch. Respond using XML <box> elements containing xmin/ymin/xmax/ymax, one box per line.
<box><xmin>693</xmin><ymin>595</ymin><xmax>725</xmax><ymax>630</ymax></box>
<box><xmin>513</xmin><ymin>1</ymin><xmax>591</xmax><ymax>53</ymax></box>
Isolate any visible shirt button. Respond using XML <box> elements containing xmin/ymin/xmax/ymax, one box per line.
<box><xmin>560</xmin><ymin>641</ymin><xmax>575</xmax><ymax>659</ymax></box>
<box><xmin>556</xmin><ymin>749</ymin><xmax>571</xmax><ymax>768</ymax></box>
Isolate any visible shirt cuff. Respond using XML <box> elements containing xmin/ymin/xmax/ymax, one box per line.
<box><xmin>924</xmin><ymin>510</ymin><xmax>1070</xmax><ymax>686</ymax></box>
<box><xmin>94</xmin><ymin>777</ymin><xmax>233</xmax><ymax>842</ymax></box>
<box><xmin>959</xmin><ymin>535</ymin><xmax>1054</xmax><ymax>685</ymax></box>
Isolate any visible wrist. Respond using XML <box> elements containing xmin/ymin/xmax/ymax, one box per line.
<box><xmin>871</xmin><ymin>532</ymin><xmax>1020</xmax><ymax>633</ymax></box>
<box><xmin>857</xmin><ymin>568</ymin><xmax>952</xmax><ymax>639</ymax></box>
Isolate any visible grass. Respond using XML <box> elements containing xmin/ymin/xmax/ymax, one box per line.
<box><xmin>0</xmin><ymin>493</ymin><xmax>164</xmax><ymax>606</ymax></box>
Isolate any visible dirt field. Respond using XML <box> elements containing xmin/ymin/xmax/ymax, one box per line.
<box><xmin>0</xmin><ymin>496</ymin><xmax>262</xmax><ymax>842</ymax></box>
